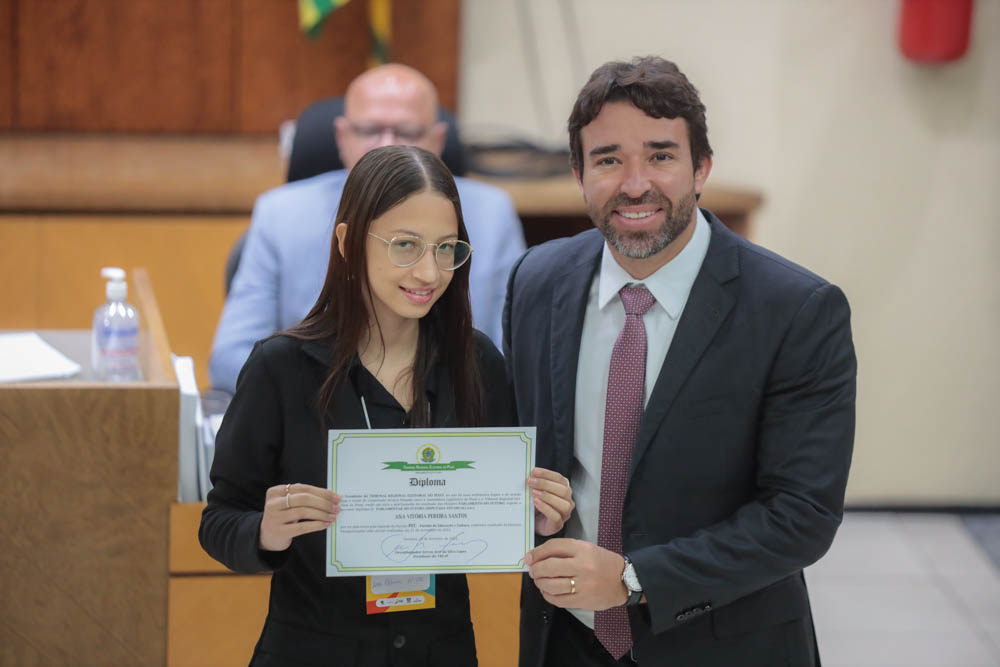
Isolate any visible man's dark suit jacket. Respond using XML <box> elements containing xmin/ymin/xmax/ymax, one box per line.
<box><xmin>503</xmin><ymin>212</ymin><xmax>856</xmax><ymax>667</ymax></box>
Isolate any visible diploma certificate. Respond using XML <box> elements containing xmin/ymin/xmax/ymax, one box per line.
<box><xmin>326</xmin><ymin>427</ymin><xmax>536</xmax><ymax>577</ymax></box>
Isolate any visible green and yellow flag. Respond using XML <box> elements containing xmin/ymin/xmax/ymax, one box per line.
<box><xmin>368</xmin><ymin>0</ymin><xmax>391</xmax><ymax>66</ymax></box>
<box><xmin>299</xmin><ymin>0</ymin><xmax>391</xmax><ymax>64</ymax></box>
<box><xmin>299</xmin><ymin>0</ymin><xmax>351</xmax><ymax>38</ymax></box>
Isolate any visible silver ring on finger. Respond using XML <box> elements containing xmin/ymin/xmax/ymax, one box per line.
<box><xmin>285</xmin><ymin>492</ymin><xmax>291</xmax><ymax>509</ymax></box>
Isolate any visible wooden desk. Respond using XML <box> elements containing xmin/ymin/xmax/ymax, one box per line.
<box><xmin>0</xmin><ymin>269</ymin><xmax>178</xmax><ymax>666</ymax></box>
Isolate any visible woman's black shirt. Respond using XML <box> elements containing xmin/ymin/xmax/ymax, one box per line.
<box><xmin>199</xmin><ymin>331</ymin><xmax>515</xmax><ymax>666</ymax></box>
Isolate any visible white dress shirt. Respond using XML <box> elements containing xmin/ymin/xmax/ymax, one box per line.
<box><xmin>566</xmin><ymin>209</ymin><xmax>711</xmax><ymax>628</ymax></box>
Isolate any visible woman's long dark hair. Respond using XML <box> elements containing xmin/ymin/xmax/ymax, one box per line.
<box><xmin>285</xmin><ymin>145</ymin><xmax>483</xmax><ymax>427</ymax></box>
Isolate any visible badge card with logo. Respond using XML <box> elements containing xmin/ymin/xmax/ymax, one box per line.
<box><xmin>365</xmin><ymin>573</ymin><xmax>435</xmax><ymax>614</ymax></box>
<box><xmin>326</xmin><ymin>427</ymin><xmax>536</xmax><ymax>577</ymax></box>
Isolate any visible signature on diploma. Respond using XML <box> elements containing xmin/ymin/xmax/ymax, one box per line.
<box><xmin>380</xmin><ymin>531</ymin><xmax>489</xmax><ymax>563</ymax></box>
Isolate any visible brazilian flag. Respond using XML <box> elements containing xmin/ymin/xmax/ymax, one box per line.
<box><xmin>300</xmin><ymin>0</ymin><xmax>391</xmax><ymax>65</ymax></box>
<box><xmin>368</xmin><ymin>0</ymin><xmax>391</xmax><ymax>66</ymax></box>
<box><xmin>299</xmin><ymin>0</ymin><xmax>351</xmax><ymax>38</ymax></box>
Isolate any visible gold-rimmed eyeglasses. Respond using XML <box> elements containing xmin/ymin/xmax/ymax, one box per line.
<box><xmin>368</xmin><ymin>233</ymin><xmax>473</xmax><ymax>270</ymax></box>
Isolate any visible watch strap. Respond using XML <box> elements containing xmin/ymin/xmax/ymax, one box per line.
<box><xmin>622</xmin><ymin>555</ymin><xmax>643</xmax><ymax>606</ymax></box>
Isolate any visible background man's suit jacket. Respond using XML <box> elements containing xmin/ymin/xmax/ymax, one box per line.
<box><xmin>503</xmin><ymin>212</ymin><xmax>857</xmax><ymax>667</ymax></box>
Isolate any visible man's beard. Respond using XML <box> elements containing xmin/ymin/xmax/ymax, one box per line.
<box><xmin>588</xmin><ymin>188</ymin><xmax>697</xmax><ymax>260</ymax></box>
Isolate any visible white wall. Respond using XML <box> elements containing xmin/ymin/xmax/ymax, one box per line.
<box><xmin>459</xmin><ymin>0</ymin><xmax>1000</xmax><ymax>505</ymax></box>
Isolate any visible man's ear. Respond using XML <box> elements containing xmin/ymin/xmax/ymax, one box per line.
<box><xmin>572</xmin><ymin>167</ymin><xmax>584</xmax><ymax>193</ymax></box>
<box><xmin>334</xmin><ymin>222</ymin><xmax>349</xmax><ymax>259</ymax></box>
<box><xmin>333</xmin><ymin>116</ymin><xmax>350</xmax><ymax>164</ymax></box>
<box><xmin>694</xmin><ymin>156</ymin><xmax>713</xmax><ymax>195</ymax></box>
<box><xmin>427</xmin><ymin>121</ymin><xmax>447</xmax><ymax>158</ymax></box>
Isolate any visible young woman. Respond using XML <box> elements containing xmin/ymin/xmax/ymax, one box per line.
<box><xmin>199</xmin><ymin>145</ymin><xmax>573</xmax><ymax>667</ymax></box>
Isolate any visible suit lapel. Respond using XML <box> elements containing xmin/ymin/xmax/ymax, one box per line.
<box><xmin>630</xmin><ymin>214</ymin><xmax>741</xmax><ymax>476</ymax></box>
<box><xmin>549</xmin><ymin>232</ymin><xmax>603</xmax><ymax>475</ymax></box>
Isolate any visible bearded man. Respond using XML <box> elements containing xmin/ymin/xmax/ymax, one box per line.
<box><xmin>504</xmin><ymin>56</ymin><xmax>857</xmax><ymax>667</ymax></box>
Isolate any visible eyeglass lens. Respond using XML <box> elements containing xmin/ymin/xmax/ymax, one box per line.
<box><xmin>351</xmin><ymin>123</ymin><xmax>427</xmax><ymax>142</ymax></box>
<box><xmin>388</xmin><ymin>238</ymin><xmax>471</xmax><ymax>270</ymax></box>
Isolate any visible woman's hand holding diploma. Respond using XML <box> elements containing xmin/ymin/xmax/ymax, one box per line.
<box><xmin>259</xmin><ymin>483</ymin><xmax>341</xmax><ymax>551</ymax></box>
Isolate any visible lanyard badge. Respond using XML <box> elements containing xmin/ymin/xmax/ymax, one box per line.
<box><xmin>366</xmin><ymin>574</ymin><xmax>436</xmax><ymax>614</ymax></box>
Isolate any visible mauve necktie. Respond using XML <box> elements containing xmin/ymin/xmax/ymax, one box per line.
<box><xmin>594</xmin><ymin>284</ymin><xmax>655</xmax><ymax>660</ymax></box>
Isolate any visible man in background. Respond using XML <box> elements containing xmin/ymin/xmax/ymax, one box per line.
<box><xmin>506</xmin><ymin>56</ymin><xmax>856</xmax><ymax>665</ymax></box>
<box><xmin>210</xmin><ymin>64</ymin><xmax>525</xmax><ymax>393</ymax></box>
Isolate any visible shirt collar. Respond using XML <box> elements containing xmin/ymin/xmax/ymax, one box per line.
<box><xmin>597</xmin><ymin>208</ymin><xmax>711</xmax><ymax>319</ymax></box>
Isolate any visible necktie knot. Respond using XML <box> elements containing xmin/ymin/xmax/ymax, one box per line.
<box><xmin>620</xmin><ymin>285</ymin><xmax>655</xmax><ymax>317</ymax></box>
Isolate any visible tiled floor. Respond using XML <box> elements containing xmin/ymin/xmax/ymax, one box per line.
<box><xmin>806</xmin><ymin>512</ymin><xmax>1000</xmax><ymax>666</ymax></box>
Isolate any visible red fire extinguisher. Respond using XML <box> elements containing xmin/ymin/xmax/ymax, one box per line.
<box><xmin>899</xmin><ymin>0</ymin><xmax>974</xmax><ymax>63</ymax></box>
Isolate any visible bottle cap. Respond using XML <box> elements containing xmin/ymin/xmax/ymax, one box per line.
<box><xmin>101</xmin><ymin>267</ymin><xmax>128</xmax><ymax>300</ymax></box>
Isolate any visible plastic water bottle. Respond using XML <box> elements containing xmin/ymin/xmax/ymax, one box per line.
<box><xmin>91</xmin><ymin>267</ymin><xmax>142</xmax><ymax>382</ymax></box>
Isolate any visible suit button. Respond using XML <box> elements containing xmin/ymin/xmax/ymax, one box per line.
<box><xmin>393</xmin><ymin>634</ymin><xmax>406</xmax><ymax>648</ymax></box>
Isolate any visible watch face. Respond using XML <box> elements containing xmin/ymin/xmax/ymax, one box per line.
<box><xmin>623</xmin><ymin>564</ymin><xmax>641</xmax><ymax>592</ymax></box>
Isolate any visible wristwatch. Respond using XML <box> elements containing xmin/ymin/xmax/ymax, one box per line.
<box><xmin>621</xmin><ymin>555</ymin><xmax>643</xmax><ymax>606</ymax></box>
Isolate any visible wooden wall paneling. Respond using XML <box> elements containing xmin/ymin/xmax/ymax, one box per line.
<box><xmin>391</xmin><ymin>0</ymin><xmax>461</xmax><ymax>112</ymax></box>
<box><xmin>0</xmin><ymin>621</ymin><xmax>50</xmax><ymax>666</ymax></box>
<box><xmin>0</xmin><ymin>215</ymin><xmax>40</xmax><ymax>327</ymax></box>
<box><xmin>35</xmin><ymin>215</ymin><xmax>249</xmax><ymax>388</ymax></box>
<box><xmin>236</xmin><ymin>0</ymin><xmax>369</xmax><ymax>134</ymax></box>
<box><xmin>468</xmin><ymin>573</ymin><xmax>520</xmax><ymax>667</ymax></box>
<box><xmin>170</xmin><ymin>502</ymin><xmax>228</xmax><ymax>573</ymax></box>
<box><xmin>0</xmin><ymin>383</ymin><xmax>178</xmax><ymax>666</ymax></box>
<box><xmin>0</xmin><ymin>0</ymin><xmax>13</xmax><ymax>128</ymax></box>
<box><xmin>9</xmin><ymin>0</ymin><xmax>461</xmax><ymax>133</ymax></box>
<box><xmin>0</xmin><ymin>135</ymin><xmax>284</xmax><ymax>212</ymax></box>
<box><xmin>168</xmin><ymin>576</ymin><xmax>271</xmax><ymax>667</ymax></box>
<box><xmin>16</xmin><ymin>0</ymin><xmax>235</xmax><ymax>131</ymax></box>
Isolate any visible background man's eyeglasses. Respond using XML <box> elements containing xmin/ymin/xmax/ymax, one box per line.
<box><xmin>368</xmin><ymin>233</ymin><xmax>473</xmax><ymax>270</ymax></box>
<box><xmin>348</xmin><ymin>122</ymin><xmax>430</xmax><ymax>143</ymax></box>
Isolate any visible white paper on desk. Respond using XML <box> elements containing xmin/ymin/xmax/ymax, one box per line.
<box><xmin>0</xmin><ymin>332</ymin><xmax>81</xmax><ymax>383</ymax></box>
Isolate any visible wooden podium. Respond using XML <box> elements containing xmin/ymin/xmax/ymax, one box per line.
<box><xmin>0</xmin><ymin>269</ymin><xmax>179</xmax><ymax>666</ymax></box>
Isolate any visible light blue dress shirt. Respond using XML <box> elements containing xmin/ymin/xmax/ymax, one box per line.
<box><xmin>209</xmin><ymin>169</ymin><xmax>525</xmax><ymax>394</ymax></box>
